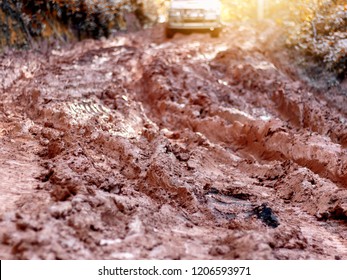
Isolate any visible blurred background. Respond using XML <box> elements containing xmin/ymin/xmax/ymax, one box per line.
<box><xmin>0</xmin><ymin>0</ymin><xmax>346</xmax><ymax>79</ymax></box>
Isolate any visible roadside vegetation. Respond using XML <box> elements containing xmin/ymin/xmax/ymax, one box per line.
<box><xmin>284</xmin><ymin>0</ymin><xmax>347</xmax><ymax>82</ymax></box>
<box><xmin>220</xmin><ymin>0</ymin><xmax>347</xmax><ymax>83</ymax></box>
<box><xmin>0</xmin><ymin>0</ymin><xmax>152</xmax><ymax>48</ymax></box>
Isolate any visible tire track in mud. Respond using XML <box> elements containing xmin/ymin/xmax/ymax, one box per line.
<box><xmin>137</xmin><ymin>44</ymin><xmax>347</xmax><ymax>189</ymax></box>
<box><xmin>0</xmin><ymin>25</ymin><xmax>346</xmax><ymax>259</ymax></box>
<box><xmin>210</xmin><ymin>49</ymin><xmax>347</xmax><ymax>148</ymax></box>
<box><xmin>134</xmin><ymin>28</ymin><xmax>347</xmax><ymax>258</ymax></box>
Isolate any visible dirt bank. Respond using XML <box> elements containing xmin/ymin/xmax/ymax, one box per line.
<box><xmin>0</xmin><ymin>24</ymin><xmax>346</xmax><ymax>259</ymax></box>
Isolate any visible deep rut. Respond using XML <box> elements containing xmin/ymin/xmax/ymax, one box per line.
<box><xmin>0</xmin><ymin>24</ymin><xmax>346</xmax><ymax>259</ymax></box>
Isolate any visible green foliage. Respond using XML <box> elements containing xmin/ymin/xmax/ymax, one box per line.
<box><xmin>285</xmin><ymin>0</ymin><xmax>347</xmax><ymax>80</ymax></box>
<box><xmin>219</xmin><ymin>0</ymin><xmax>346</xmax><ymax>80</ymax></box>
<box><xmin>0</xmin><ymin>0</ymin><xmax>150</xmax><ymax>48</ymax></box>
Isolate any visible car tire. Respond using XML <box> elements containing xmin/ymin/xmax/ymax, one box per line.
<box><xmin>166</xmin><ymin>28</ymin><xmax>175</xmax><ymax>39</ymax></box>
<box><xmin>211</xmin><ymin>28</ymin><xmax>221</xmax><ymax>38</ymax></box>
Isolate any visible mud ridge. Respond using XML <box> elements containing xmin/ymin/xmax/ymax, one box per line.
<box><xmin>0</xmin><ymin>25</ymin><xmax>346</xmax><ymax>260</ymax></box>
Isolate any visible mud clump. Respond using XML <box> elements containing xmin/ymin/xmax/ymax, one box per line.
<box><xmin>0</xmin><ymin>24</ymin><xmax>346</xmax><ymax>260</ymax></box>
<box><xmin>50</xmin><ymin>183</ymin><xmax>80</xmax><ymax>202</ymax></box>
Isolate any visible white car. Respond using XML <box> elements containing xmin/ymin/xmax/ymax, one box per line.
<box><xmin>166</xmin><ymin>0</ymin><xmax>222</xmax><ymax>38</ymax></box>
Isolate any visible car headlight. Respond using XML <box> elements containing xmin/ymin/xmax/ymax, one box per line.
<box><xmin>169</xmin><ymin>10</ymin><xmax>181</xmax><ymax>18</ymax></box>
<box><xmin>205</xmin><ymin>9</ymin><xmax>219</xmax><ymax>18</ymax></box>
<box><xmin>205</xmin><ymin>13</ymin><xmax>218</xmax><ymax>20</ymax></box>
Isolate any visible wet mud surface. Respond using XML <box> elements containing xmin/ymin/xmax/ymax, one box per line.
<box><xmin>0</xmin><ymin>24</ymin><xmax>347</xmax><ymax>259</ymax></box>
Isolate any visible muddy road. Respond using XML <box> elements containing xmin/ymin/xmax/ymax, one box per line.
<box><xmin>0</xmin><ymin>24</ymin><xmax>347</xmax><ymax>259</ymax></box>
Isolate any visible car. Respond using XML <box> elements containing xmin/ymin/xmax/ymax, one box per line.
<box><xmin>166</xmin><ymin>0</ymin><xmax>222</xmax><ymax>38</ymax></box>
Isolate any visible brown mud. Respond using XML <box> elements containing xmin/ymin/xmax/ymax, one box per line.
<box><xmin>0</xmin><ymin>24</ymin><xmax>347</xmax><ymax>259</ymax></box>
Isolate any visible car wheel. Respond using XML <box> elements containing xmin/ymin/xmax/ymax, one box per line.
<box><xmin>211</xmin><ymin>28</ymin><xmax>220</xmax><ymax>38</ymax></box>
<box><xmin>166</xmin><ymin>28</ymin><xmax>175</xmax><ymax>39</ymax></box>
